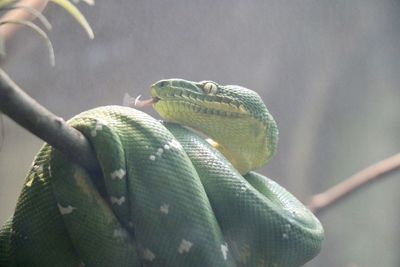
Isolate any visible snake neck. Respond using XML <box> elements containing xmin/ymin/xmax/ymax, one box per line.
<box><xmin>203</xmin><ymin>116</ymin><xmax>278</xmax><ymax>175</ymax></box>
<box><xmin>161</xmin><ymin>111</ymin><xmax>278</xmax><ymax>175</ymax></box>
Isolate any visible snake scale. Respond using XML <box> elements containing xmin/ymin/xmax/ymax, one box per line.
<box><xmin>0</xmin><ymin>79</ymin><xmax>323</xmax><ymax>266</ymax></box>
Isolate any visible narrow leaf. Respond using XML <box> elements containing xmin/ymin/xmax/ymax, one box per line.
<box><xmin>4</xmin><ymin>4</ymin><xmax>52</xmax><ymax>30</ymax></box>
<box><xmin>0</xmin><ymin>37</ymin><xmax>5</xmax><ymax>56</ymax></box>
<box><xmin>0</xmin><ymin>0</ymin><xmax>15</xmax><ymax>10</ymax></box>
<box><xmin>72</xmin><ymin>0</ymin><xmax>94</xmax><ymax>6</ymax></box>
<box><xmin>50</xmin><ymin>0</ymin><xmax>94</xmax><ymax>39</ymax></box>
<box><xmin>0</xmin><ymin>19</ymin><xmax>55</xmax><ymax>65</ymax></box>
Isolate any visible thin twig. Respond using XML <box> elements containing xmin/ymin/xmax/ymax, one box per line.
<box><xmin>308</xmin><ymin>153</ymin><xmax>400</xmax><ymax>215</ymax></box>
<box><xmin>0</xmin><ymin>69</ymin><xmax>99</xmax><ymax>172</ymax></box>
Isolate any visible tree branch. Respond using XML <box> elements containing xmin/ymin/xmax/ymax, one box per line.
<box><xmin>307</xmin><ymin>153</ymin><xmax>400</xmax><ymax>215</ymax></box>
<box><xmin>0</xmin><ymin>69</ymin><xmax>99</xmax><ymax>172</ymax></box>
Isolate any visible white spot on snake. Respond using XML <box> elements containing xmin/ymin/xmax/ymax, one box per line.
<box><xmin>33</xmin><ymin>164</ymin><xmax>43</xmax><ymax>174</ymax></box>
<box><xmin>25</xmin><ymin>175</ymin><xmax>34</xmax><ymax>187</ymax></box>
<box><xmin>33</xmin><ymin>164</ymin><xmax>46</xmax><ymax>182</ymax></box>
<box><xmin>178</xmin><ymin>239</ymin><xmax>193</xmax><ymax>254</ymax></box>
<box><xmin>156</xmin><ymin>148</ymin><xmax>164</xmax><ymax>156</ymax></box>
<box><xmin>110</xmin><ymin>168</ymin><xmax>126</xmax><ymax>180</ymax></box>
<box><xmin>268</xmin><ymin>180</ymin><xmax>277</xmax><ymax>186</ymax></box>
<box><xmin>113</xmin><ymin>228</ymin><xmax>129</xmax><ymax>240</ymax></box>
<box><xmin>221</xmin><ymin>243</ymin><xmax>229</xmax><ymax>260</ymax></box>
<box><xmin>163</xmin><ymin>144</ymin><xmax>170</xmax><ymax>150</ymax></box>
<box><xmin>90</xmin><ymin>121</ymin><xmax>103</xmax><ymax>137</ymax></box>
<box><xmin>149</xmin><ymin>155</ymin><xmax>156</xmax><ymax>161</ymax></box>
<box><xmin>48</xmin><ymin>164</ymin><xmax>52</xmax><ymax>177</ymax></box>
<box><xmin>110</xmin><ymin>196</ymin><xmax>126</xmax><ymax>206</ymax></box>
<box><xmin>282</xmin><ymin>224</ymin><xmax>291</xmax><ymax>240</ymax></box>
<box><xmin>168</xmin><ymin>139</ymin><xmax>183</xmax><ymax>151</ymax></box>
<box><xmin>160</xmin><ymin>203</ymin><xmax>169</xmax><ymax>214</ymax></box>
<box><xmin>78</xmin><ymin>261</ymin><xmax>85</xmax><ymax>267</ymax></box>
<box><xmin>143</xmin><ymin>248</ymin><xmax>156</xmax><ymax>261</ymax></box>
<box><xmin>57</xmin><ymin>203</ymin><xmax>76</xmax><ymax>215</ymax></box>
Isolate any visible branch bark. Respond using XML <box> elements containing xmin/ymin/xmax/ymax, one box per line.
<box><xmin>0</xmin><ymin>69</ymin><xmax>99</xmax><ymax>172</ymax></box>
<box><xmin>308</xmin><ymin>153</ymin><xmax>400</xmax><ymax>215</ymax></box>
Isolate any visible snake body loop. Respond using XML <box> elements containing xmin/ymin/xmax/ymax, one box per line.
<box><xmin>0</xmin><ymin>79</ymin><xmax>323</xmax><ymax>266</ymax></box>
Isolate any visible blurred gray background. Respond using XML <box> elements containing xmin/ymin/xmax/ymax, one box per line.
<box><xmin>1</xmin><ymin>1</ymin><xmax>400</xmax><ymax>266</ymax></box>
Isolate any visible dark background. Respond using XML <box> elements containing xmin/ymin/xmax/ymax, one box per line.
<box><xmin>1</xmin><ymin>1</ymin><xmax>399</xmax><ymax>266</ymax></box>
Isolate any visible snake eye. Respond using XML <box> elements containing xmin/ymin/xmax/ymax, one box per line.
<box><xmin>203</xmin><ymin>82</ymin><xmax>218</xmax><ymax>95</ymax></box>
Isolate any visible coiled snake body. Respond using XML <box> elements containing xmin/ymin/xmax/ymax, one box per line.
<box><xmin>0</xmin><ymin>79</ymin><xmax>323</xmax><ymax>266</ymax></box>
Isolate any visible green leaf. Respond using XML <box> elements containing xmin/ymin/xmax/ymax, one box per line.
<box><xmin>0</xmin><ymin>19</ymin><xmax>55</xmax><ymax>65</ymax></box>
<box><xmin>0</xmin><ymin>0</ymin><xmax>15</xmax><ymax>10</ymax></box>
<box><xmin>0</xmin><ymin>36</ymin><xmax>5</xmax><ymax>57</ymax></box>
<box><xmin>50</xmin><ymin>0</ymin><xmax>94</xmax><ymax>39</ymax></box>
<box><xmin>72</xmin><ymin>0</ymin><xmax>94</xmax><ymax>6</ymax></box>
<box><xmin>4</xmin><ymin>4</ymin><xmax>52</xmax><ymax>30</ymax></box>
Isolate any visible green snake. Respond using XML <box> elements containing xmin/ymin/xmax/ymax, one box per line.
<box><xmin>0</xmin><ymin>79</ymin><xmax>324</xmax><ymax>266</ymax></box>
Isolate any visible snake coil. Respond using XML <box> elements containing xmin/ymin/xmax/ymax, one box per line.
<box><xmin>0</xmin><ymin>79</ymin><xmax>323</xmax><ymax>267</ymax></box>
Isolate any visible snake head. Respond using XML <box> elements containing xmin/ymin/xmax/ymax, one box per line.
<box><xmin>150</xmin><ymin>79</ymin><xmax>266</xmax><ymax>119</ymax></box>
<box><xmin>149</xmin><ymin>78</ymin><xmax>278</xmax><ymax>174</ymax></box>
